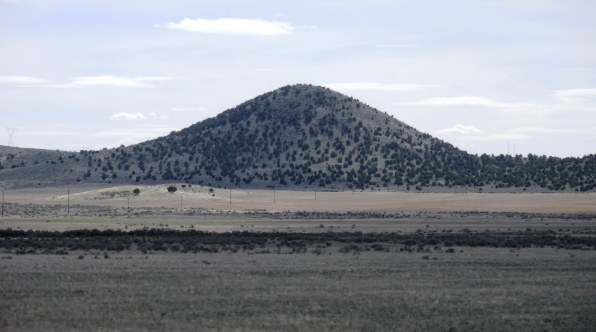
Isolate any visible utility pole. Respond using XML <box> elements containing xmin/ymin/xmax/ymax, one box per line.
<box><xmin>1</xmin><ymin>190</ymin><xmax>4</xmax><ymax>218</ymax></box>
<box><xmin>274</xmin><ymin>189</ymin><xmax>276</xmax><ymax>204</ymax></box>
<box><xmin>6</xmin><ymin>128</ymin><xmax>15</xmax><ymax>146</ymax></box>
<box><xmin>67</xmin><ymin>188</ymin><xmax>70</xmax><ymax>216</ymax></box>
<box><xmin>314</xmin><ymin>190</ymin><xmax>317</xmax><ymax>201</ymax></box>
<box><xmin>180</xmin><ymin>195</ymin><xmax>183</xmax><ymax>209</ymax></box>
<box><xmin>229</xmin><ymin>189</ymin><xmax>232</xmax><ymax>206</ymax></box>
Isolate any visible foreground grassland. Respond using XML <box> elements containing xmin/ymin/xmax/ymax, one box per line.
<box><xmin>1</xmin><ymin>249</ymin><xmax>595</xmax><ymax>331</ymax></box>
<box><xmin>1</xmin><ymin>202</ymin><xmax>595</xmax><ymax>331</ymax></box>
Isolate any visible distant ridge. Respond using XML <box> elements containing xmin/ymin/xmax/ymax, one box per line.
<box><xmin>1</xmin><ymin>84</ymin><xmax>595</xmax><ymax>191</ymax></box>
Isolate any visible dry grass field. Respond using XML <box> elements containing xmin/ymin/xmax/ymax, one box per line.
<box><xmin>1</xmin><ymin>249</ymin><xmax>595</xmax><ymax>331</ymax></box>
<box><xmin>1</xmin><ymin>184</ymin><xmax>595</xmax><ymax>331</ymax></box>
<box><xmin>1</xmin><ymin>210</ymin><xmax>595</xmax><ymax>234</ymax></box>
<box><xmin>3</xmin><ymin>183</ymin><xmax>596</xmax><ymax>214</ymax></box>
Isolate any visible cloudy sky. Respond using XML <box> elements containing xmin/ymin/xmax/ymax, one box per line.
<box><xmin>1</xmin><ymin>0</ymin><xmax>595</xmax><ymax>157</ymax></box>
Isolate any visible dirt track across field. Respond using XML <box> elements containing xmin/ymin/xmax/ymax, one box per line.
<box><xmin>2</xmin><ymin>184</ymin><xmax>596</xmax><ymax>214</ymax></box>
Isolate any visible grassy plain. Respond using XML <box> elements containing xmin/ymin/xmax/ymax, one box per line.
<box><xmin>1</xmin><ymin>184</ymin><xmax>595</xmax><ymax>331</ymax></box>
<box><xmin>1</xmin><ymin>211</ymin><xmax>595</xmax><ymax>234</ymax></box>
<box><xmin>1</xmin><ymin>249</ymin><xmax>595</xmax><ymax>331</ymax></box>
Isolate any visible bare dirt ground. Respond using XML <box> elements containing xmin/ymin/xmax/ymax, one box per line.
<box><xmin>3</xmin><ymin>183</ymin><xmax>596</xmax><ymax>214</ymax></box>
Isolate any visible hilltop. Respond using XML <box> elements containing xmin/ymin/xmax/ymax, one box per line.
<box><xmin>0</xmin><ymin>84</ymin><xmax>595</xmax><ymax>191</ymax></box>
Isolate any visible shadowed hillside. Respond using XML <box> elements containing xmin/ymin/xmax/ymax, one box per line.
<box><xmin>1</xmin><ymin>84</ymin><xmax>595</xmax><ymax>191</ymax></box>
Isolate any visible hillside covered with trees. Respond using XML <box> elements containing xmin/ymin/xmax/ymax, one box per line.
<box><xmin>1</xmin><ymin>84</ymin><xmax>595</xmax><ymax>191</ymax></box>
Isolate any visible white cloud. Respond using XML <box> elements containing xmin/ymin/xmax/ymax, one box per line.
<box><xmin>110</xmin><ymin>112</ymin><xmax>147</xmax><ymax>120</ymax></box>
<box><xmin>170</xmin><ymin>106</ymin><xmax>206</xmax><ymax>112</ymax></box>
<box><xmin>157</xmin><ymin>18</ymin><xmax>295</xmax><ymax>36</ymax></box>
<box><xmin>459</xmin><ymin>134</ymin><xmax>531</xmax><ymax>141</ymax></box>
<box><xmin>254</xmin><ymin>68</ymin><xmax>280</xmax><ymax>73</ymax></box>
<box><xmin>436</xmin><ymin>124</ymin><xmax>482</xmax><ymax>135</ymax></box>
<box><xmin>110</xmin><ymin>112</ymin><xmax>170</xmax><ymax>121</ymax></box>
<box><xmin>146</xmin><ymin>112</ymin><xmax>169</xmax><ymax>120</ymax></box>
<box><xmin>373</xmin><ymin>44</ymin><xmax>418</xmax><ymax>49</ymax></box>
<box><xmin>324</xmin><ymin>82</ymin><xmax>438</xmax><ymax>92</ymax></box>
<box><xmin>407</xmin><ymin>96</ymin><xmax>506</xmax><ymax>108</ymax></box>
<box><xmin>403</xmin><ymin>96</ymin><xmax>540</xmax><ymax>110</ymax></box>
<box><xmin>554</xmin><ymin>88</ymin><xmax>596</xmax><ymax>98</ymax></box>
<box><xmin>436</xmin><ymin>126</ymin><xmax>558</xmax><ymax>142</ymax></box>
<box><xmin>62</xmin><ymin>75</ymin><xmax>176</xmax><ymax>88</ymax></box>
<box><xmin>0</xmin><ymin>75</ymin><xmax>179</xmax><ymax>88</ymax></box>
<box><xmin>446</xmin><ymin>126</ymin><xmax>595</xmax><ymax>144</ymax></box>
<box><xmin>0</xmin><ymin>75</ymin><xmax>52</xmax><ymax>86</ymax></box>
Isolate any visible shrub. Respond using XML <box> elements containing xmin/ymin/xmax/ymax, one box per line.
<box><xmin>167</xmin><ymin>186</ymin><xmax>177</xmax><ymax>193</ymax></box>
<box><xmin>132</xmin><ymin>188</ymin><xmax>141</xmax><ymax>195</ymax></box>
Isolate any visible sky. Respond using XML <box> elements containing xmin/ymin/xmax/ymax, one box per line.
<box><xmin>1</xmin><ymin>0</ymin><xmax>595</xmax><ymax>157</ymax></box>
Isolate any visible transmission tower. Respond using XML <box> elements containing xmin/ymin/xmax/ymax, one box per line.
<box><xmin>6</xmin><ymin>128</ymin><xmax>16</xmax><ymax>146</ymax></box>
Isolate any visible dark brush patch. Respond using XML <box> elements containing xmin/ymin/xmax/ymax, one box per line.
<box><xmin>1</xmin><ymin>228</ymin><xmax>594</xmax><ymax>255</ymax></box>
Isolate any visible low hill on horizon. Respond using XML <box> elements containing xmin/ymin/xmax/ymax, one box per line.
<box><xmin>1</xmin><ymin>84</ymin><xmax>595</xmax><ymax>192</ymax></box>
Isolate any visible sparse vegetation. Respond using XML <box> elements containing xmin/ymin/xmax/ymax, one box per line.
<box><xmin>0</xmin><ymin>197</ymin><xmax>594</xmax><ymax>331</ymax></box>
<box><xmin>1</xmin><ymin>84</ymin><xmax>594</xmax><ymax>191</ymax></box>
<box><xmin>1</xmin><ymin>240</ymin><xmax>594</xmax><ymax>331</ymax></box>
<box><xmin>1</xmin><ymin>227</ymin><xmax>593</xmax><ymax>255</ymax></box>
